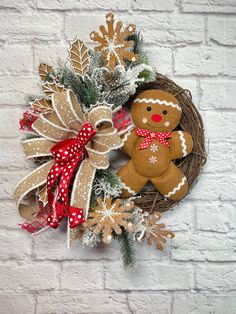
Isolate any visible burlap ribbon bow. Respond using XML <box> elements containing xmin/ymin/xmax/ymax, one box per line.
<box><xmin>14</xmin><ymin>89</ymin><xmax>123</xmax><ymax>239</ymax></box>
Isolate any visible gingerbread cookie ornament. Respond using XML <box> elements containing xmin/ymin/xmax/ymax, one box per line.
<box><xmin>117</xmin><ymin>89</ymin><xmax>193</xmax><ymax>200</ymax></box>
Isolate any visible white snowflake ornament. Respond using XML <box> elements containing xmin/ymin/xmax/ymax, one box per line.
<box><xmin>150</xmin><ymin>144</ymin><xmax>158</xmax><ymax>153</ymax></box>
<box><xmin>149</xmin><ymin>156</ymin><xmax>157</xmax><ymax>164</ymax></box>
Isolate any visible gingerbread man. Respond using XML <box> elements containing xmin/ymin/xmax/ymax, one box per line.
<box><xmin>117</xmin><ymin>89</ymin><xmax>193</xmax><ymax>200</ymax></box>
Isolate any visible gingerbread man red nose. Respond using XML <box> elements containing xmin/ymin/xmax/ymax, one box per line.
<box><xmin>151</xmin><ymin>114</ymin><xmax>162</xmax><ymax>122</ymax></box>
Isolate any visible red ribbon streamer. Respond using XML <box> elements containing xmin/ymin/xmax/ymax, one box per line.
<box><xmin>135</xmin><ymin>128</ymin><xmax>171</xmax><ymax>150</ymax></box>
<box><xmin>46</xmin><ymin>122</ymin><xmax>96</xmax><ymax>229</ymax></box>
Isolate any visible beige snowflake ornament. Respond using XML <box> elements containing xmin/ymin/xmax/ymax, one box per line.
<box><xmin>90</xmin><ymin>12</ymin><xmax>137</xmax><ymax>69</ymax></box>
<box><xmin>137</xmin><ymin>212</ymin><xmax>175</xmax><ymax>251</ymax></box>
<box><xmin>85</xmin><ymin>197</ymin><xmax>134</xmax><ymax>244</ymax></box>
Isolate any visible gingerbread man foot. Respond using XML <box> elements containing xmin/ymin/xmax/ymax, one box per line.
<box><xmin>117</xmin><ymin>159</ymin><xmax>148</xmax><ymax>198</ymax></box>
<box><xmin>150</xmin><ymin>162</ymin><xmax>188</xmax><ymax>201</ymax></box>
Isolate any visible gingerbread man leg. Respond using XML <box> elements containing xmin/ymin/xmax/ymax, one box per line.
<box><xmin>117</xmin><ymin>159</ymin><xmax>148</xmax><ymax>198</ymax></box>
<box><xmin>150</xmin><ymin>162</ymin><xmax>188</xmax><ymax>201</ymax></box>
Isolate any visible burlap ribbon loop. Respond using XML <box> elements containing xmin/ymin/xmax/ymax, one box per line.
<box><xmin>23</xmin><ymin>138</ymin><xmax>54</xmax><ymax>158</ymax></box>
<box><xmin>14</xmin><ymin>89</ymin><xmax>124</xmax><ymax>228</ymax></box>
<box><xmin>14</xmin><ymin>160</ymin><xmax>54</xmax><ymax>220</ymax></box>
<box><xmin>87</xmin><ymin>106</ymin><xmax>113</xmax><ymax>129</ymax></box>
<box><xmin>52</xmin><ymin>90</ymin><xmax>83</xmax><ymax>130</ymax></box>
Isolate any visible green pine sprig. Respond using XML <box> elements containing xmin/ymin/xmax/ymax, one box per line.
<box><xmin>127</xmin><ymin>31</ymin><xmax>144</xmax><ymax>55</ymax></box>
<box><xmin>138</xmin><ymin>68</ymin><xmax>155</xmax><ymax>82</ymax></box>
<box><xmin>125</xmin><ymin>31</ymin><xmax>149</xmax><ymax>67</ymax></box>
<box><xmin>95</xmin><ymin>170</ymin><xmax>121</xmax><ymax>187</ymax></box>
<box><xmin>116</xmin><ymin>229</ymin><xmax>136</xmax><ymax>269</ymax></box>
<box><xmin>59</xmin><ymin>67</ymin><xmax>98</xmax><ymax>107</ymax></box>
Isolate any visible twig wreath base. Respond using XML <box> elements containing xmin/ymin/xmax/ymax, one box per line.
<box><xmin>127</xmin><ymin>73</ymin><xmax>206</xmax><ymax>213</ymax></box>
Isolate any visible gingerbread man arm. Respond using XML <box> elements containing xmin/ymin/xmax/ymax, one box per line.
<box><xmin>121</xmin><ymin>128</ymin><xmax>138</xmax><ymax>157</ymax></box>
<box><xmin>169</xmin><ymin>130</ymin><xmax>193</xmax><ymax>160</ymax></box>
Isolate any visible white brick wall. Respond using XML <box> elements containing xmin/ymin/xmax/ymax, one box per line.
<box><xmin>0</xmin><ymin>1</ymin><xmax>235</xmax><ymax>313</ymax></box>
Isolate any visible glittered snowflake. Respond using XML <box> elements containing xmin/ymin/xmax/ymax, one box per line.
<box><xmin>90</xmin><ymin>12</ymin><xmax>138</xmax><ymax>69</ymax></box>
<box><xmin>149</xmin><ymin>156</ymin><xmax>157</xmax><ymax>164</ymax></box>
<box><xmin>85</xmin><ymin>197</ymin><xmax>134</xmax><ymax>244</ymax></box>
<box><xmin>150</xmin><ymin>144</ymin><xmax>158</xmax><ymax>153</ymax></box>
<box><xmin>136</xmin><ymin>213</ymin><xmax>175</xmax><ymax>251</ymax></box>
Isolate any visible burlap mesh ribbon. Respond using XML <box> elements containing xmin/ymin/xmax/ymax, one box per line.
<box><xmin>14</xmin><ymin>89</ymin><xmax>123</xmax><ymax>243</ymax></box>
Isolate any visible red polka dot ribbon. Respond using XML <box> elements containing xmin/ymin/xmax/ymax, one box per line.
<box><xmin>46</xmin><ymin>122</ymin><xmax>96</xmax><ymax>229</ymax></box>
<box><xmin>135</xmin><ymin>128</ymin><xmax>171</xmax><ymax>150</ymax></box>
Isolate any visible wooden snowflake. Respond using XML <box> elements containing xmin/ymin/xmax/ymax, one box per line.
<box><xmin>90</xmin><ymin>12</ymin><xmax>138</xmax><ymax>69</ymax></box>
<box><xmin>137</xmin><ymin>213</ymin><xmax>175</xmax><ymax>251</ymax></box>
<box><xmin>85</xmin><ymin>197</ymin><xmax>134</xmax><ymax>244</ymax></box>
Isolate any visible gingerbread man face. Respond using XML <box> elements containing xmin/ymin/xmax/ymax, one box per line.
<box><xmin>131</xmin><ymin>90</ymin><xmax>182</xmax><ymax>132</ymax></box>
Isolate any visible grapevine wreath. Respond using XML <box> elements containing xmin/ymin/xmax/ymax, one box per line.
<box><xmin>15</xmin><ymin>13</ymin><xmax>206</xmax><ymax>268</ymax></box>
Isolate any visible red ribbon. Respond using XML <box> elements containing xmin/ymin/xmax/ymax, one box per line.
<box><xmin>135</xmin><ymin>128</ymin><xmax>171</xmax><ymax>150</ymax></box>
<box><xmin>112</xmin><ymin>108</ymin><xmax>131</xmax><ymax>132</ymax></box>
<box><xmin>46</xmin><ymin>122</ymin><xmax>96</xmax><ymax>229</ymax></box>
<box><xmin>19</xmin><ymin>112</ymin><xmax>38</xmax><ymax>131</ymax></box>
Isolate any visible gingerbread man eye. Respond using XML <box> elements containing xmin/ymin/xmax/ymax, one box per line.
<box><xmin>163</xmin><ymin>110</ymin><xmax>167</xmax><ymax>115</ymax></box>
<box><xmin>147</xmin><ymin>107</ymin><xmax>152</xmax><ymax>111</ymax></box>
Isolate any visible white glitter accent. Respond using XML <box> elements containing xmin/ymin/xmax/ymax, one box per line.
<box><xmin>149</xmin><ymin>156</ymin><xmax>157</xmax><ymax>164</ymax></box>
<box><xmin>150</xmin><ymin>144</ymin><xmax>158</xmax><ymax>152</ymax></box>
<box><xmin>164</xmin><ymin>176</ymin><xmax>187</xmax><ymax>198</ymax></box>
<box><xmin>134</xmin><ymin>98</ymin><xmax>182</xmax><ymax>111</ymax></box>
<box><xmin>121</xmin><ymin>181</ymin><xmax>136</xmax><ymax>196</ymax></box>
<box><xmin>178</xmin><ymin>131</ymin><xmax>187</xmax><ymax>157</ymax></box>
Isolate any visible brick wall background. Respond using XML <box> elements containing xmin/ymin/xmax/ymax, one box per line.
<box><xmin>0</xmin><ymin>0</ymin><xmax>235</xmax><ymax>313</ymax></box>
